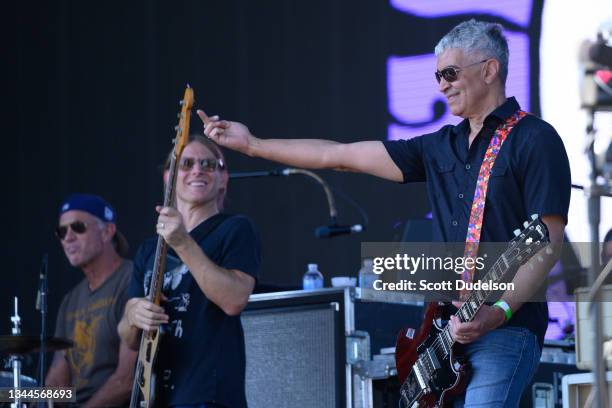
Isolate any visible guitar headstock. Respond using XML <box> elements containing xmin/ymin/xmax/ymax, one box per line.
<box><xmin>173</xmin><ymin>86</ymin><xmax>195</xmax><ymax>159</ymax></box>
<box><xmin>507</xmin><ymin>214</ymin><xmax>551</xmax><ymax>266</ymax></box>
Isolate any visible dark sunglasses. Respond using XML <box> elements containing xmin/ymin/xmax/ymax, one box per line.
<box><xmin>180</xmin><ymin>158</ymin><xmax>225</xmax><ymax>172</ymax></box>
<box><xmin>435</xmin><ymin>59</ymin><xmax>488</xmax><ymax>84</ymax></box>
<box><xmin>55</xmin><ymin>221</ymin><xmax>88</xmax><ymax>240</ymax></box>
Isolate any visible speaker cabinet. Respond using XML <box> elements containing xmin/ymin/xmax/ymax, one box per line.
<box><xmin>242</xmin><ymin>290</ymin><xmax>346</xmax><ymax>408</ymax></box>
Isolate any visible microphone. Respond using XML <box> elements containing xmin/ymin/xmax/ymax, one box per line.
<box><xmin>315</xmin><ymin>224</ymin><xmax>363</xmax><ymax>238</ymax></box>
<box><xmin>36</xmin><ymin>254</ymin><xmax>48</xmax><ymax>311</ymax></box>
<box><xmin>230</xmin><ymin>167</ymin><xmax>369</xmax><ymax>236</ymax></box>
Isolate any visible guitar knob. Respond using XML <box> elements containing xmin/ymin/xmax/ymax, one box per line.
<box><xmin>513</xmin><ymin>229</ymin><xmax>521</xmax><ymax>236</ymax></box>
<box><xmin>523</xmin><ymin>221</ymin><xmax>529</xmax><ymax>228</ymax></box>
<box><xmin>531</xmin><ymin>214</ymin><xmax>538</xmax><ymax>220</ymax></box>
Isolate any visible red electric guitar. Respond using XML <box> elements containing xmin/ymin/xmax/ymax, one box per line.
<box><xmin>395</xmin><ymin>215</ymin><xmax>550</xmax><ymax>408</ymax></box>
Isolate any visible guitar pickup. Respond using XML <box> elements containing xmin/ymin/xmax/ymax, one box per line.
<box><xmin>413</xmin><ymin>363</ymin><xmax>430</xmax><ymax>393</ymax></box>
<box><xmin>426</xmin><ymin>348</ymin><xmax>441</xmax><ymax>371</ymax></box>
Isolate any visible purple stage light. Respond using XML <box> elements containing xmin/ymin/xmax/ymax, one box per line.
<box><xmin>387</xmin><ymin>1</ymin><xmax>532</xmax><ymax>141</ymax></box>
<box><xmin>390</xmin><ymin>0</ymin><xmax>533</xmax><ymax>28</ymax></box>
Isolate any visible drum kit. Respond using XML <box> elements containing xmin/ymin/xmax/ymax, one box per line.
<box><xmin>1</xmin><ymin>298</ymin><xmax>72</xmax><ymax>408</ymax></box>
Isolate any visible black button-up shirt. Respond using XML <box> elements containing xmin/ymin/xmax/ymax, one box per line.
<box><xmin>383</xmin><ymin>97</ymin><xmax>571</xmax><ymax>345</ymax></box>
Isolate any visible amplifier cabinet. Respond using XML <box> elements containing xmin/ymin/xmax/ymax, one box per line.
<box><xmin>242</xmin><ymin>289</ymin><xmax>347</xmax><ymax>408</ymax></box>
<box><xmin>241</xmin><ymin>287</ymin><xmax>423</xmax><ymax>408</ymax></box>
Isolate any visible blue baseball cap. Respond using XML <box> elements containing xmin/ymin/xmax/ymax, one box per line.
<box><xmin>59</xmin><ymin>193</ymin><xmax>117</xmax><ymax>222</ymax></box>
<box><xmin>59</xmin><ymin>193</ymin><xmax>129</xmax><ymax>256</ymax></box>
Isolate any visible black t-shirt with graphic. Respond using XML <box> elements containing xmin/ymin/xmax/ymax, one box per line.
<box><xmin>128</xmin><ymin>214</ymin><xmax>261</xmax><ymax>408</ymax></box>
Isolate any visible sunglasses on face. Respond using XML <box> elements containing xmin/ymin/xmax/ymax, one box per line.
<box><xmin>435</xmin><ymin>59</ymin><xmax>488</xmax><ymax>84</ymax></box>
<box><xmin>55</xmin><ymin>221</ymin><xmax>88</xmax><ymax>240</ymax></box>
<box><xmin>179</xmin><ymin>158</ymin><xmax>225</xmax><ymax>172</ymax></box>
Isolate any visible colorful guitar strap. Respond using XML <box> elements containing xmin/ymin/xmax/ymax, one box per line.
<box><xmin>460</xmin><ymin>109</ymin><xmax>528</xmax><ymax>300</ymax></box>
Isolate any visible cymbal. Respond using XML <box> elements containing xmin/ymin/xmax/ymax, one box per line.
<box><xmin>0</xmin><ymin>335</ymin><xmax>73</xmax><ymax>355</ymax></box>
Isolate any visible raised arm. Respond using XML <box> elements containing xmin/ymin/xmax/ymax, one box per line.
<box><xmin>198</xmin><ymin>110</ymin><xmax>403</xmax><ymax>182</ymax></box>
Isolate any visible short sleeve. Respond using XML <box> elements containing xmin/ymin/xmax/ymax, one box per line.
<box><xmin>53</xmin><ymin>295</ymin><xmax>69</xmax><ymax>338</ymax></box>
<box><xmin>127</xmin><ymin>244</ymin><xmax>151</xmax><ymax>299</ymax></box>
<box><xmin>382</xmin><ymin>135</ymin><xmax>427</xmax><ymax>183</ymax></box>
<box><xmin>218</xmin><ymin>216</ymin><xmax>261</xmax><ymax>280</ymax></box>
<box><xmin>519</xmin><ymin>121</ymin><xmax>571</xmax><ymax>223</ymax></box>
<box><xmin>114</xmin><ymin>262</ymin><xmax>133</xmax><ymax>320</ymax></box>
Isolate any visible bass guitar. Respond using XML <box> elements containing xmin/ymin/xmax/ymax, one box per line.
<box><xmin>395</xmin><ymin>215</ymin><xmax>550</xmax><ymax>408</ymax></box>
<box><xmin>129</xmin><ymin>86</ymin><xmax>194</xmax><ymax>408</ymax></box>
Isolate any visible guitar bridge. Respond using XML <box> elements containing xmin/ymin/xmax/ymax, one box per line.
<box><xmin>399</xmin><ymin>369</ymin><xmax>428</xmax><ymax>408</ymax></box>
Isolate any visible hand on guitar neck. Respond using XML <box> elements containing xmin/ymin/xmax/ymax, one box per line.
<box><xmin>448</xmin><ymin>301</ymin><xmax>506</xmax><ymax>344</ymax></box>
<box><xmin>119</xmin><ymin>297</ymin><xmax>169</xmax><ymax>350</ymax></box>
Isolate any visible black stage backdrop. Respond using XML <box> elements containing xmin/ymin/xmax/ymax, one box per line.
<box><xmin>4</xmin><ymin>0</ymin><xmax>543</xmax><ymax>357</ymax></box>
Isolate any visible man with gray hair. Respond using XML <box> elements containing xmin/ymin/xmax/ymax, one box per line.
<box><xmin>200</xmin><ymin>19</ymin><xmax>570</xmax><ymax>406</ymax></box>
<box><xmin>46</xmin><ymin>193</ymin><xmax>137</xmax><ymax>407</ymax></box>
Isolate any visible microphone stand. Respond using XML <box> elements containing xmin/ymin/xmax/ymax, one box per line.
<box><xmin>281</xmin><ymin>168</ymin><xmax>338</xmax><ymax>223</ymax></box>
<box><xmin>37</xmin><ymin>254</ymin><xmax>48</xmax><ymax>394</ymax></box>
<box><xmin>10</xmin><ymin>297</ymin><xmax>22</xmax><ymax>408</ymax></box>
<box><xmin>230</xmin><ymin>168</ymin><xmax>339</xmax><ymax>224</ymax></box>
<box><xmin>229</xmin><ymin>169</ymin><xmax>285</xmax><ymax>179</ymax></box>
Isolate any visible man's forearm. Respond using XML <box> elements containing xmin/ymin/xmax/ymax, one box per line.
<box><xmin>248</xmin><ymin>138</ymin><xmax>404</xmax><ymax>180</ymax></box>
<box><xmin>502</xmin><ymin>216</ymin><xmax>565</xmax><ymax>314</ymax></box>
<box><xmin>45</xmin><ymin>353</ymin><xmax>70</xmax><ymax>387</ymax></box>
<box><xmin>174</xmin><ymin>237</ymin><xmax>254</xmax><ymax>316</ymax></box>
<box><xmin>248</xmin><ymin>137</ymin><xmax>341</xmax><ymax>169</ymax></box>
<box><xmin>82</xmin><ymin>372</ymin><xmax>133</xmax><ymax>408</ymax></box>
<box><xmin>118</xmin><ymin>316</ymin><xmax>141</xmax><ymax>350</ymax></box>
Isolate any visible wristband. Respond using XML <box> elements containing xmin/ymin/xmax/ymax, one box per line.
<box><xmin>493</xmin><ymin>300</ymin><xmax>512</xmax><ymax>322</ymax></box>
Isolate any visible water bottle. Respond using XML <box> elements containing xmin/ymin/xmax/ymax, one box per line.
<box><xmin>303</xmin><ymin>263</ymin><xmax>324</xmax><ymax>290</ymax></box>
<box><xmin>358</xmin><ymin>259</ymin><xmax>376</xmax><ymax>289</ymax></box>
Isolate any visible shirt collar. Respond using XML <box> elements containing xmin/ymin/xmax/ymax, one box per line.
<box><xmin>454</xmin><ymin>97</ymin><xmax>521</xmax><ymax>137</ymax></box>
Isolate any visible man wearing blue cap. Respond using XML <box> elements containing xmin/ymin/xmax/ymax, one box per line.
<box><xmin>46</xmin><ymin>193</ymin><xmax>137</xmax><ymax>407</ymax></box>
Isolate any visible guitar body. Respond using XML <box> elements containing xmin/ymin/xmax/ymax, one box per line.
<box><xmin>395</xmin><ymin>303</ymin><xmax>470</xmax><ymax>408</ymax></box>
<box><xmin>394</xmin><ymin>216</ymin><xmax>551</xmax><ymax>408</ymax></box>
<box><xmin>131</xmin><ymin>328</ymin><xmax>161</xmax><ymax>408</ymax></box>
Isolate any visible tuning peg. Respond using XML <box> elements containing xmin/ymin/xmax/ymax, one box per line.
<box><xmin>513</xmin><ymin>229</ymin><xmax>521</xmax><ymax>236</ymax></box>
<box><xmin>523</xmin><ymin>221</ymin><xmax>529</xmax><ymax>228</ymax></box>
<box><xmin>537</xmin><ymin>256</ymin><xmax>544</xmax><ymax>262</ymax></box>
<box><xmin>179</xmin><ymin>99</ymin><xmax>185</xmax><ymax>106</ymax></box>
<box><xmin>174</xmin><ymin>125</ymin><xmax>180</xmax><ymax>131</ymax></box>
<box><xmin>545</xmin><ymin>247</ymin><xmax>553</xmax><ymax>255</ymax></box>
<box><xmin>531</xmin><ymin>214</ymin><xmax>538</xmax><ymax>220</ymax></box>
<box><xmin>177</xmin><ymin>113</ymin><xmax>181</xmax><ymax>118</ymax></box>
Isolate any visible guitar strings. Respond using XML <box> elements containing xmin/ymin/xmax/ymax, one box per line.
<box><xmin>421</xmin><ymin>240</ymin><xmax>545</xmax><ymax>370</ymax></box>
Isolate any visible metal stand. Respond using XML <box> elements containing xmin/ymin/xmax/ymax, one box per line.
<box><xmin>584</xmin><ymin>110</ymin><xmax>612</xmax><ymax>408</ymax></box>
<box><xmin>36</xmin><ymin>254</ymin><xmax>48</xmax><ymax>408</ymax></box>
<box><xmin>10</xmin><ymin>297</ymin><xmax>22</xmax><ymax>408</ymax></box>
